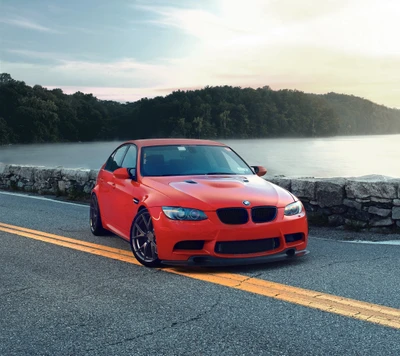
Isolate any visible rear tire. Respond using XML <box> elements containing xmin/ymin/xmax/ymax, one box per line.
<box><xmin>90</xmin><ymin>194</ymin><xmax>108</xmax><ymax>236</ymax></box>
<box><xmin>130</xmin><ymin>209</ymin><xmax>161</xmax><ymax>267</ymax></box>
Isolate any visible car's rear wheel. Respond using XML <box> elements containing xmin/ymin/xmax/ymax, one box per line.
<box><xmin>130</xmin><ymin>209</ymin><xmax>161</xmax><ymax>267</ymax></box>
<box><xmin>89</xmin><ymin>194</ymin><xmax>107</xmax><ymax>236</ymax></box>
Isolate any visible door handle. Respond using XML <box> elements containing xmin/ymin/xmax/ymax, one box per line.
<box><xmin>107</xmin><ymin>181</ymin><xmax>116</xmax><ymax>187</ymax></box>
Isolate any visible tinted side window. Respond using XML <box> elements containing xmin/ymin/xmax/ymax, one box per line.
<box><xmin>122</xmin><ymin>145</ymin><xmax>137</xmax><ymax>168</ymax></box>
<box><xmin>105</xmin><ymin>146</ymin><xmax>128</xmax><ymax>172</ymax></box>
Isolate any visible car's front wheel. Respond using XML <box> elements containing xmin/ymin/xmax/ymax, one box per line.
<box><xmin>130</xmin><ymin>209</ymin><xmax>161</xmax><ymax>267</ymax></box>
<box><xmin>89</xmin><ymin>194</ymin><xmax>108</xmax><ymax>236</ymax></box>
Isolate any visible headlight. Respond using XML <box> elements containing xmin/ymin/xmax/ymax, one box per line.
<box><xmin>162</xmin><ymin>207</ymin><xmax>207</xmax><ymax>221</ymax></box>
<box><xmin>284</xmin><ymin>201</ymin><xmax>303</xmax><ymax>216</ymax></box>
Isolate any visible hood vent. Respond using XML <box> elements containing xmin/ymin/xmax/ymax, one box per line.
<box><xmin>184</xmin><ymin>180</ymin><xmax>197</xmax><ymax>184</ymax></box>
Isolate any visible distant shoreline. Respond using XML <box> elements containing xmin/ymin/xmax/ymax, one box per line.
<box><xmin>3</xmin><ymin>132</ymin><xmax>400</xmax><ymax>146</ymax></box>
<box><xmin>2</xmin><ymin>74</ymin><xmax>400</xmax><ymax>146</ymax></box>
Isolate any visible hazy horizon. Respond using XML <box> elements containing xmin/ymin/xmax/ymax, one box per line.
<box><xmin>1</xmin><ymin>0</ymin><xmax>399</xmax><ymax>108</ymax></box>
<box><xmin>1</xmin><ymin>134</ymin><xmax>400</xmax><ymax>178</ymax></box>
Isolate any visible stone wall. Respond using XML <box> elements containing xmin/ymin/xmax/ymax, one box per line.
<box><xmin>0</xmin><ymin>163</ymin><xmax>399</xmax><ymax>232</ymax></box>
<box><xmin>0</xmin><ymin>163</ymin><xmax>98</xmax><ymax>200</ymax></box>
<box><xmin>268</xmin><ymin>175</ymin><xmax>400</xmax><ymax>232</ymax></box>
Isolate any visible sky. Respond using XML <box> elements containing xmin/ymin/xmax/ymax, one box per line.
<box><xmin>0</xmin><ymin>0</ymin><xmax>399</xmax><ymax>108</ymax></box>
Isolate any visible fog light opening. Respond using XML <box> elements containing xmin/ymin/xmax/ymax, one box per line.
<box><xmin>174</xmin><ymin>240</ymin><xmax>205</xmax><ymax>251</ymax></box>
<box><xmin>284</xmin><ymin>233</ymin><xmax>303</xmax><ymax>243</ymax></box>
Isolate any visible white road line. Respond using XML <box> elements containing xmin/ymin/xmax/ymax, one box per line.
<box><xmin>0</xmin><ymin>191</ymin><xmax>89</xmax><ymax>208</ymax></box>
<box><xmin>343</xmin><ymin>240</ymin><xmax>400</xmax><ymax>246</ymax></box>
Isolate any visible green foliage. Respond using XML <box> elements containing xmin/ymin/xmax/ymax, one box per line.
<box><xmin>1</xmin><ymin>73</ymin><xmax>399</xmax><ymax>144</ymax></box>
<box><xmin>319</xmin><ymin>93</ymin><xmax>400</xmax><ymax>135</ymax></box>
<box><xmin>0</xmin><ymin>117</ymin><xmax>11</xmax><ymax>144</ymax></box>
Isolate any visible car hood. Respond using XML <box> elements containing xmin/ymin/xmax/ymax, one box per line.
<box><xmin>142</xmin><ymin>175</ymin><xmax>295</xmax><ymax>210</ymax></box>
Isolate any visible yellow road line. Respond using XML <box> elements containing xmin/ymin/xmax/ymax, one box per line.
<box><xmin>0</xmin><ymin>222</ymin><xmax>133</xmax><ymax>258</ymax></box>
<box><xmin>1</xmin><ymin>222</ymin><xmax>399</xmax><ymax>329</ymax></box>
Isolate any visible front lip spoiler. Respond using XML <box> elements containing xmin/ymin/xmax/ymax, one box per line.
<box><xmin>161</xmin><ymin>249</ymin><xmax>309</xmax><ymax>267</ymax></box>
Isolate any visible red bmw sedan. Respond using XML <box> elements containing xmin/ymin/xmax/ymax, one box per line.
<box><xmin>90</xmin><ymin>139</ymin><xmax>309</xmax><ymax>267</ymax></box>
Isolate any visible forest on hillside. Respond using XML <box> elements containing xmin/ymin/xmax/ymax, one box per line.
<box><xmin>1</xmin><ymin>73</ymin><xmax>399</xmax><ymax>145</ymax></box>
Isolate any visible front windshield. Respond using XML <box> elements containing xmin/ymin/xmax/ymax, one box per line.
<box><xmin>140</xmin><ymin>145</ymin><xmax>253</xmax><ymax>177</ymax></box>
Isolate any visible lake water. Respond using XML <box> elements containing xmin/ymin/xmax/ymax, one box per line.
<box><xmin>0</xmin><ymin>134</ymin><xmax>399</xmax><ymax>178</ymax></box>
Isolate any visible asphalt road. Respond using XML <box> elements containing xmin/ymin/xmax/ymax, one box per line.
<box><xmin>0</xmin><ymin>191</ymin><xmax>399</xmax><ymax>356</ymax></box>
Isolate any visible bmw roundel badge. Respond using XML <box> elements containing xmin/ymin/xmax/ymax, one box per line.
<box><xmin>243</xmin><ymin>200</ymin><xmax>251</xmax><ymax>206</ymax></box>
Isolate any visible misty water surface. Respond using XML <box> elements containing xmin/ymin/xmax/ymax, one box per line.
<box><xmin>0</xmin><ymin>134</ymin><xmax>399</xmax><ymax>178</ymax></box>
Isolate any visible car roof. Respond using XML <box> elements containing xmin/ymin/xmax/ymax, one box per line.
<box><xmin>125</xmin><ymin>138</ymin><xmax>226</xmax><ymax>148</ymax></box>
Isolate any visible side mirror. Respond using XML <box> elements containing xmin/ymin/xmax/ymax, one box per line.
<box><xmin>128</xmin><ymin>168</ymin><xmax>137</xmax><ymax>181</ymax></box>
<box><xmin>251</xmin><ymin>165</ymin><xmax>267</xmax><ymax>177</ymax></box>
<box><xmin>113</xmin><ymin>167</ymin><xmax>130</xmax><ymax>179</ymax></box>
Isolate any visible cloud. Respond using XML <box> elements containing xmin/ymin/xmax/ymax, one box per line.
<box><xmin>1</xmin><ymin>57</ymin><xmax>171</xmax><ymax>88</ymax></box>
<box><xmin>3</xmin><ymin>43</ymin><xmax>399</xmax><ymax>108</ymax></box>
<box><xmin>0</xmin><ymin>16</ymin><xmax>61</xmax><ymax>33</ymax></box>
<box><xmin>127</xmin><ymin>0</ymin><xmax>400</xmax><ymax>106</ymax></box>
<box><xmin>54</xmin><ymin>58</ymin><xmax>171</xmax><ymax>87</ymax></box>
<box><xmin>6</xmin><ymin>49</ymin><xmax>66</xmax><ymax>61</ymax></box>
<box><xmin>59</xmin><ymin>26</ymin><xmax>99</xmax><ymax>35</ymax></box>
<box><xmin>137</xmin><ymin>0</ymin><xmax>400</xmax><ymax>57</ymax></box>
<box><xmin>4</xmin><ymin>49</ymin><xmax>99</xmax><ymax>63</ymax></box>
<box><xmin>3</xmin><ymin>0</ymin><xmax>399</xmax><ymax>108</ymax></box>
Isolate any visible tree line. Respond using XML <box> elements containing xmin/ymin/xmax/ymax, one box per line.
<box><xmin>1</xmin><ymin>73</ymin><xmax>399</xmax><ymax>145</ymax></box>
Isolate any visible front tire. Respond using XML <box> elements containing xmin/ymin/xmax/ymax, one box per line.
<box><xmin>130</xmin><ymin>209</ymin><xmax>161</xmax><ymax>267</ymax></box>
<box><xmin>89</xmin><ymin>194</ymin><xmax>108</xmax><ymax>236</ymax></box>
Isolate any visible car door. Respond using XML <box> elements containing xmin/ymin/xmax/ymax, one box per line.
<box><xmin>98</xmin><ymin>145</ymin><xmax>129</xmax><ymax>230</ymax></box>
<box><xmin>109</xmin><ymin>144</ymin><xmax>140</xmax><ymax>239</ymax></box>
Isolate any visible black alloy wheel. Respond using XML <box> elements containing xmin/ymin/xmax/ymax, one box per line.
<box><xmin>89</xmin><ymin>194</ymin><xmax>108</xmax><ymax>236</ymax></box>
<box><xmin>130</xmin><ymin>209</ymin><xmax>161</xmax><ymax>267</ymax></box>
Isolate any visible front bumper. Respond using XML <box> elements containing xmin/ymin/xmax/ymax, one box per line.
<box><xmin>161</xmin><ymin>248</ymin><xmax>309</xmax><ymax>267</ymax></box>
<box><xmin>148</xmin><ymin>206</ymin><xmax>309</xmax><ymax>264</ymax></box>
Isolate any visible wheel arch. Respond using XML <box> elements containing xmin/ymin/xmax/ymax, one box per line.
<box><xmin>138</xmin><ymin>205</ymin><xmax>147</xmax><ymax>213</ymax></box>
